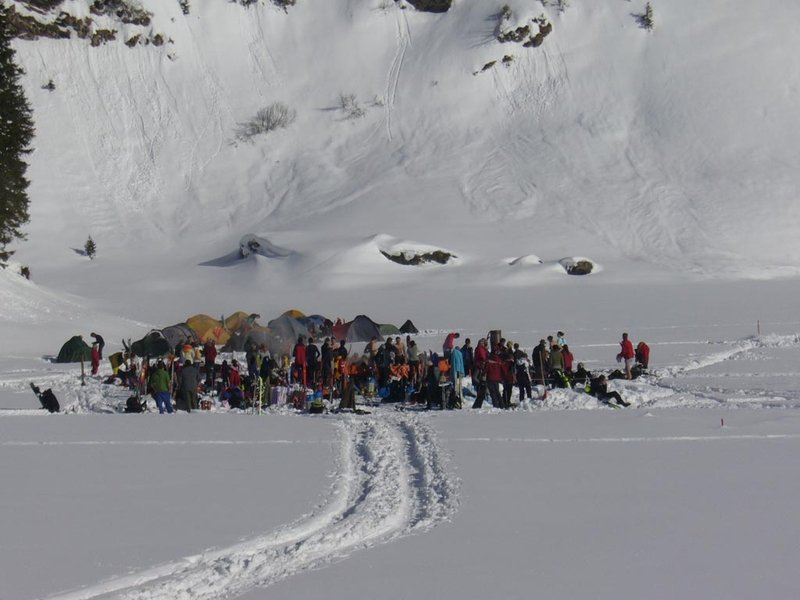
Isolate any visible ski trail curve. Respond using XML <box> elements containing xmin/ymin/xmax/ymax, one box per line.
<box><xmin>654</xmin><ymin>333</ymin><xmax>800</xmax><ymax>379</ymax></box>
<box><xmin>43</xmin><ymin>413</ymin><xmax>458</xmax><ymax>600</ymax></box>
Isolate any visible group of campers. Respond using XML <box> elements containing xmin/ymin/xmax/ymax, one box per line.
<box><xmin>104</xmin><ymin>328</ymin><xmax>650</xmax><ymax>414</ymax></box>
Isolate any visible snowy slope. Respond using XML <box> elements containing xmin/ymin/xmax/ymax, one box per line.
<box><xmin>3</xmin><ymin>0</ymin><xmax>800</xmax><ymax>331</ymax></box>
<box><xmin>3</xmin><ymin>3</ymin><xmax>800</xmax><ymax>599</ymax></box>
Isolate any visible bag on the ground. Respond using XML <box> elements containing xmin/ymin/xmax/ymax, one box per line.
<box><xmin>30</xmin><ymin>383</ymin><xmax>59</xmax><ymax>413</ymax></box>
<box><xmin>40</xmin><ymin>388</ymin><xmax>60</xmax><ymax>413</ymax></box>
<box><xmin>124</xmin><ymin>395</ymin><xmax>145</xmax><ymax>413</ymax></box>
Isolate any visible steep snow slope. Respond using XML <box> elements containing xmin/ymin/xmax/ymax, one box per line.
<box><xmin>5</xmin><ymin>0</ymin><xmax>800</xmax><ymax>325</ymax></box>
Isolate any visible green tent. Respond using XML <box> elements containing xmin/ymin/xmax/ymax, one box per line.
<box><xmin>379</xmin><ymin>323</ymin><xmax>400</xmax><ymax>336</ymax></box>
<box><xmin>131</xmin><ymin>331</ymin><xmax>171</xmax><ymax>358</ymax></box>
<box><xmin>55</xmin><ymin>335</ymin><xmax>92</xmax><ymax>363</ymax></box>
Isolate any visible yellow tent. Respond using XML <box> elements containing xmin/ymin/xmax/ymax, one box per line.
<box><xmin>282</xmin><ymin>309</ymin><xmax>306</xmax><ymax>319</ymax></box>
<box><xmin>186</xmin><ymin>314</ymin><xmax>230</xmax><ymax>345</ymax></box>
<box><xmin>224</xmin><ymin>311</ymin><xmax>256</xmax><ymax>331</ymax></box>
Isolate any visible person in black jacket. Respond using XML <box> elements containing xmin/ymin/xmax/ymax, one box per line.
<box><xmin>90</xmin><ymin>332</ymin><xmax>105</xmax><ymax>359</ymax></box>
<box><xmin>321</xmin><ymin>338</ymin><xmax>333</xmax><ymax>388</ymax></box>
<box><xmin>573</xmin><ymin>363</ymin><xmax>593</xmax><ymax>386</ymax></box>
<box><xmin>589</xmin><ymin>375</ymin><xmax>630</xmax><ymax>407</ymax></box>
<box><xmin>177</xmin><ymin>359</ymin><xmax>200</xmax><ymax>412</ymax></box>
<box><xmin>461</xmin><ymin>338</ymin><xmax>474</xmax><ymax>376</ymax></box>
<box><xmin>306</xmin><ymin>337</ymin><xmax>320</xmax><ymax>387</ymax></box>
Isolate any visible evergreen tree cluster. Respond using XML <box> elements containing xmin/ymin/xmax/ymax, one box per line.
<box><xmin>0</xmin><ymin>7</ymin><xmax>35</xmax><ymax>267</ymax></box>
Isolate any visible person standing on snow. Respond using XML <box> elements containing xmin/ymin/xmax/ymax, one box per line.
<box><xmin>484</xmin><ymin>347</ymin><xmax>504</xmax><ymax>409</ymax></box>
<box><xmin>90</xmin><ymin>332</ymin><xmax>105</xmax><ymax>359</ymax></box>
<box><xmin>442</xmin><ymin>332</ymin><xmax>460</xmax><ymax>360</ymax></box>
<box><xmin>531</xmin><ymin>339</ymin><xmax>549</xmax><ymax>384</ymax></box>
<box><xmin>513</xmin><ymin>343</ymin><xmax>532</xmax><ymax>403</ymax></box>
<box><xmin>306</xmin><ymin>337</ymin><xmax>320</xmax><ymax>387</ymax></box>
<box><xmin>617</xmin><ymin>333</ymin><xmax>635</xmax><ymax>380</ymax></box>
<box><xmin>203</xmin><ymin>340</ymin><xmax>217</xmax><ymax>388</ymax></box>
<box><xmin>450</xmin><ymin>344</ymin><xmax>465</xmax><ymax>406</ymax></box>
<box><xmin>292</xmin><ymin>335</ymin><xmax>307</xmax><ymax>386</ymax></box>
<box><xmin>91</xmin><ymin>343</ymin><xmax>101</xmax><ymax>375</ymax></box>
<box><xmin>561</xmin><ymin>344</ymin><xmax>574</xmax><ymax>375</ymax></box>
<box><xmin>407</xmin><ymin>340</ymin><xmax>421</xmax><ymax>388</ymax></box>
<box><xmin>321</xmin><ymin>338</ymin><xmax>333</xmax><ymax>388</ymax></box>
<box><xmin>149</xmin><ymin>360</ymin><xmax>173</xmax><ymax>414</ymax></box>
<box><xmin>461</xmin><ymin>338</ymin><xmax>474</xmax><ymax>376</ymax></box>
<box><xmin>394</xmin><ymin>336</ymin><xmax>406</xmax><ymax>364</ymax></box>
<box><xmin>178</xmin><ymin>359</ymin><xmax>200</xmax><ymax>412</ymax></box>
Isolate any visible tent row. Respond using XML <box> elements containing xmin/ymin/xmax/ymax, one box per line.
<box><xmin>55</xmin><ymin>311</ymin><xmax>420</xmax><ymax>362</ymax></box>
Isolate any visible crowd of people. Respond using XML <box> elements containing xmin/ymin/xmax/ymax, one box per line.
<box><xmin>97</xmin><ymin>329</ymin><xmax>651</xmax><ymax>414</ymax></box>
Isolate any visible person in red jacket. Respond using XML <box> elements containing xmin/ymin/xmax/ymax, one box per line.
<box><xmin>562</xmin><ymin>344</ymin><xmax>574</xmax><ymax>374</ymax></box>
<box><xmin>470</xmin><ymin>339</ymin><xmax>490</xmax><ymax>409</ymax></box>
<box><xmin>617</xmin><ymin>332</ymin><xmax>635</xmax><ymax>380</ymax></box>
<box><xmin>484</xmin><ymin>349</ymin><xmax>504</xmax><ymax>409</ymax></box>
<box><xmin>442</xmin><ymin>332</ymin><xmax>460</xmax><ymax>360</ymax></box>
<box><xmin>635</xmin><ymin>341</ymin><xmax>650</xmax><ymax>370</ymax></box>
<box><xmin>473</xmin><ymin>338</ymin><xmax>489</xmax><ymax>372</ymax></box>
<box><xmin>203</xmin><ymin>340</ymin><xmax>217</xmax><ymax>388</ymax></box>
<box><xmin>90</xmin><ymin>343</ymin><xmax>100</xmax><ymax>375</ymax></box>
<box><xmin>292</xmin><ymin>335</ymin><xmax>307</xmax><ymax>386</ymax></box>
<box><xmin>229</xmin><ymin>360</ymin><xmax>242</xmax><ymax>388</ymax></box>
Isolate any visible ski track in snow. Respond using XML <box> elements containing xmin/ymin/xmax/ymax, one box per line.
<box><xmin>644</xmin><ymin>333</ymin><xmax>800</xmax><ymax>407</ymax></box>
<box><xmin>654</xmin><ymin>333</ymin><xmax>800</xmax><ymax>379</ymax></box>
<box><xmin>385</xmin><ymin>8</ymin><xmax>410</xmax><ymax>142</ymax></box>
<box><xmin>41</xmin><ymin>412</ymin><xmax>458</xmax><ymax>600</ymax></box>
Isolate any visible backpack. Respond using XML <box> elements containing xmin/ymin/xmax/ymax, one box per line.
<box><xmin>31</xmin><ymin>383</ymin><xmax>60</xmax><ymax>413</ymax></box>
<box><xmin>40</xmin><ymin>389</ymin><xmax>60</xmax><ymax>413</ymax></box>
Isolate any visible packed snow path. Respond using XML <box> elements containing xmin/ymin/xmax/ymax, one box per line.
<box><xmin>45</xmin><ymin>413</ymin><xmax>458</xmax><ymax>600</ymax></box>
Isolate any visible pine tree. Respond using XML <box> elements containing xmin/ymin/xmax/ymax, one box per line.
<box><xmin>0</xmin><ymin>7</ymin><xmax>35</xmax><ymax>267</ymax></box>
<box><xmin>84</xmin><ymin>235</ymin><xmax>96</xmax><ymax>260</ymax></box>
<box><xmin>643</xmin><ymin>2</ymin><xmax>654</xmax><ymax>30</ymax></box>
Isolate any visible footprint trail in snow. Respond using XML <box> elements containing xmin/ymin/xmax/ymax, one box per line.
<box><xmin>44</xmin><ymin>412</ymin><xmax>459</xmax><ymax>600</ymax></box>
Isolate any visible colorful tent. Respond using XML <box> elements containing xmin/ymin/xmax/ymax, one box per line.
<box><xmin>186</xmin><ymin>314</ymin><xmax>230</xmax><ymax>345</ymax></box>
<box><xmin>332</xmin><ymin>315</ymin><xmax>383</xmax><ymax>343</ymax></box>
<box><xmin>224</xmin><ymin>311</ymin><xmax>259</xmax><ymax>331</ymax></box>
<box><xmin>282</xmin><ymin>309</ymin><xmax>306</xmax><ymax>320</ymax></box>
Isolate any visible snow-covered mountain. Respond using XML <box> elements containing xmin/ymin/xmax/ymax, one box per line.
<box><xmin>4</xmin><ymin>0</ymin><xmax>800</xmax><ymax>331</ymax></box>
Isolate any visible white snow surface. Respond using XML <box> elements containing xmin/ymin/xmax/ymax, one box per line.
<box><xmin>2</xmin><ymin>0</ymin><xmax>800</xmax><ymax>598</ymax></box>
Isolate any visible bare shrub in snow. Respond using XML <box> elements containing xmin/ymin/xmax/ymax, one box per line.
<box><xmin>236</xmin><ymin>102</ymin><xmax>296</xmax><ymax>141</ymax></box>
<box><xmin>338</xmin><ymin>93</ymin><xmax>366</xmax><ymax>120</ymax></box>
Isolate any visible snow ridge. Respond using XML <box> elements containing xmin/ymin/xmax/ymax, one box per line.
<box><xmin>44</xmin><ymin>412</ymin><xmax>458</xmax><ymax>600</ymax></box>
